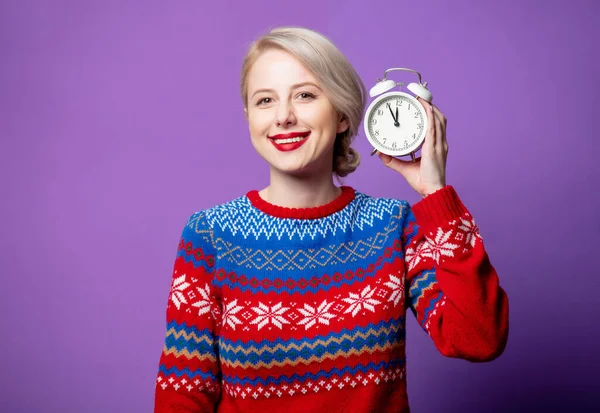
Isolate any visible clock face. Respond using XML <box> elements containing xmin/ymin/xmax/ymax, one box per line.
<box><xmin>364</xmin><ymin>92</ymin><xmax>427</xmax><ymax>156</ymax></box>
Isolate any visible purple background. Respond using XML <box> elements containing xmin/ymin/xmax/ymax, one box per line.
<box><xmin>1</xmin><ymin>0</ymin><xmax>598</xmax><ymax>412</ymax></box>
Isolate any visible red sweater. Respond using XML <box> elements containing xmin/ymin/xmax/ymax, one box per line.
<box><xmin>154</xmin><ymin>185</ymin><xmax>509</xmax><ymax>412</ymax></box>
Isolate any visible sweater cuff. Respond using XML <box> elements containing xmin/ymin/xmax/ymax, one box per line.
<box><xmin>411</xmin><ymin>185</ymin><xmax>468</xmax><ymax>230</ymax></box>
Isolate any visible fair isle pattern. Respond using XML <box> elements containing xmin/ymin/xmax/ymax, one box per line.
<box><xmin>155</xmin><ymin>186</ymin><xmax>509</xmax><ymax>412</ymax></box>
<box><xmin>221</xmin><ymin>360</ymin><xmax>405</xmax><ymax>386</ymax></box>
<box><xmin>213</xmin><ymin>260</ymin><xmax>402</xmax><ymax>295</ymax></box>
<box><xmin>218</xmin><ymin>320</ymin><xmax>404</xmax><ymax>367</ymax></box>
<box><xmin>157</xmin><ymin>365</ymin><xmax>407</xmax><ymax>400</ymax></box>
<box><xmin>213</xmin><ymin>224</ymin><xmax>401</xmax><ymax>272</ymax></box>
<box><xmin>222</xmin><ymin>365</ymin><xmax>406</xmax><ymax>400</ymax></box>
<box><xmin>162</xmin><ymin>321</ymin><xmax>217</xmax><ymax>363</ymax></box>
<box><xmin>171</xmin><ymin>264</ymin><xmax>406</xmax><ymax>334</ymax></box>
<box><xmin>157</xmin><ymin>374</ymin><xmax>217</xmax><ymax>394</ymax></box>
<box><xmin>205</xmin><ymin>191</ymin><xmax>404</xmax><ymax>241</ymax></box>
<box><xmin>215</xmin><ymin>278</ymin><xmax>404</xmax><ymax>334</ymax></box>
<box><xmin>207</xmin><ymin>191</ymin><xmax>404</xmax><ymax>275</ymax></box>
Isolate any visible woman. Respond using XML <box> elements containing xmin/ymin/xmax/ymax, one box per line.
<box><xmin>154</xmin><ymin>26</ymin><xmax>509</xmax><ymax>413</ymax></box>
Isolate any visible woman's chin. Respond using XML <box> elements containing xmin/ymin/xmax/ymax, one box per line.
<box><xmin>268</xmin><ymin>159</ymin><xmax>314</xmax><ymax>177</ymax></box>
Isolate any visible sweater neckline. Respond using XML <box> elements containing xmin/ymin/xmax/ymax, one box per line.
<box><xmin>246</xmin><ymin>186</ymin><xmax>356</xmax><ymax>219</ymax></box>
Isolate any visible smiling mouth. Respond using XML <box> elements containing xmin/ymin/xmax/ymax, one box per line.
<box><xmin>268</xmin><ymin>132</ymin><xmax>311</xmax><ymax>151</ymax></box>
<box><xmin>272</xmin><ymin>136</ymin><xmax>307</xmax><ymax>144</ymax></box>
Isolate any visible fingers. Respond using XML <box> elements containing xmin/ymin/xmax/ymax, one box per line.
<box><xmin>423</xmin><ymin>100</ymin><xmax>436</xmax><ymax>156</ymax></box>
<box><xmin>418</xmin><ymin>98</ymin><xmax>448</xmax><ymax>157</ymax></box>
<box><xmin>432</xmin><ymin>111</ymin><xmax>445</xmax><ymax>157</ymax></box>
<box><xmin>432</xmin><ymin>105</ymin><xmax>447</xmax><ymax>128</ymax></box>
<box><xmin>378</xmin><ymin>152</ymin><xmax>421</xmax><ymax>175</ymax></box>
<box><xmin>431</xmin><ymin>104</ymin><xmax>448</xmax><ymax>156</ymax></box>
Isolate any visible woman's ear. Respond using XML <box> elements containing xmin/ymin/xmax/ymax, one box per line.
<box><xmin>337</xmin><ymin>114</ymin><xmax>349</xmax><ymax>134</ymax></box>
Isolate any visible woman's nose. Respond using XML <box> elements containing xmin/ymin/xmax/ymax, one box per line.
<box><xmin>276</xmin><ymin>102</ymin><xmax>297</xmax><ymax>127</ymax></box>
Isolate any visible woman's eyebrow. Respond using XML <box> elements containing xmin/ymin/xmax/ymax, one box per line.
<box><xmin>250</xmin><ymin>82</ymin><xmax>322</xmax><ymax>99</ymax></box>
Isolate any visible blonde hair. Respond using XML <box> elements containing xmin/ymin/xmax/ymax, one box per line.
<box><xmin>240</xmin><ymin>26</ymin><xmax>367</xmax><ymax>178</ymax></box>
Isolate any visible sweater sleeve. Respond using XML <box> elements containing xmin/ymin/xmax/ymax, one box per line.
<box><xmin>401</xmin><ymin>185</ymin><xmax>509</xmax><ymax>362</ymax></box>
<box><xmin>154</xmin><ymin>212</ymin><xmax>222</xmax><ymax>412</ymax></box>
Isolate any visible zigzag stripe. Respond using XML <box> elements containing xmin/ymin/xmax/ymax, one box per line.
<box><xmin>220</xmin><ymin>341</ymin><xmax>401</xmax><ymax>370</ymax></box>
<box><xmin>222</xmin><ymin>360</ymin><xmax>405</xmax><ymax>386</ymax></box>
<box><xmin>409</xmin><ymin>270</ymin><xmax>437</xmax><ymax>308</ymax></box>
<box><xmin>159</xmin><ymin>365</ymin><xmax>218</xmax><ymax>380</ymax></box>
<box><xmin>164</xmin><ymin>322</ymin><xmax>215</xmax><ymax>345</ymax></box>
<box><xmin>162</xmin><ymin>346</ymin><xmax>217</xmax><ymax>363</ymax></box>
<box><xmin>421</xmin><ymin>292</ymin><xmax>445</xmax><ymax>328</ymax></box>
<box><xmin>205</xmin><ymin>193</ymin><xmax>406</xmax><ymax>242</ymax></box>
<box><xmin>219</xmin><ymin>323</ymin><xmax>402</xmax><ymax>358</ymax></box>
<box><xmin>165</xmin><ymin>333</ymin><xmax>216</xmax><ymax>355</ymax></box>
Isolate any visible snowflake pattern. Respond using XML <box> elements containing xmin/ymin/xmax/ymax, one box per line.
<box><xmin>384</xmin><ymin>275</ymin><xmax>404</xmax><ymax>307</ymax></box>
<box><xmin>170</xmin><ymin>273</ymin><xmax>190</xmax><ymax>309</ymax></box>
<box><xmin>223</xmin><ymin>299</ymin><xmax>244</xmax><ymax>330</ymax></box>
<box><xmin>342</xmin><ymin>286</ymin><xmax>381</xmax><ymax>317</ymax></box>
<box><xmin>250</xmin><ymin>302</ymin><xmax>290</xmax><ymax>330</ymax></box>
<box><xmin>191</xmin><ymin>284</ymin><xmax>212</xmax><ymax>316</ymax></box>
<box><xmin>424</xmin><ymin>228</ymin><xmax>460</xmax><ymax>264</ymax></box>
<box><xmin>405</xmin><ymin>241</ymin><xmax>433</xmax><ymax>271</ymax></box>
<box><xmin>297</xmin><ymin>300</ymin><xmax>336</xmax><ymax>330</ymax></box>
<box><xmin>457</xmin><ymin>216</ymin><xmax>480</xmax><ymax>248</ymax></box>
<box><xmin>405</xmin><ymin>213</ymin><xmax>479</xmax><ymax>270</ymax></box>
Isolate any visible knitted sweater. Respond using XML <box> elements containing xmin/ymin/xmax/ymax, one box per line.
<box><xmin>154</xmin><ymin>185</ymin><xmax>509</xmax><ymax>413</ymax></box>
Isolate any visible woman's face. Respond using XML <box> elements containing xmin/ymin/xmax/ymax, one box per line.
<box><xmin>245</xmin><ymin>49</ymin><xmax>348</xmax><ymax>177</ymax></box>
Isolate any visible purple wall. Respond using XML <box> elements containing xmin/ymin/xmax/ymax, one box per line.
<box><xmin>1</xmin><ymin>0</ymin><xmax>598</xmax><ymax>411</ymax></box>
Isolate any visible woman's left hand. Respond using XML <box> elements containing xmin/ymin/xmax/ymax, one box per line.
<box><xmin>377</xmin><ymin>97</ymin><xmax>448</xmax><ymax>197</ymax></box>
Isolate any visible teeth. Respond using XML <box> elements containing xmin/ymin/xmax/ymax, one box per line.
<box><xmin>274</xmin><ymin>136</ymin><xmax>307</xmax><ymax>144</ymax></box>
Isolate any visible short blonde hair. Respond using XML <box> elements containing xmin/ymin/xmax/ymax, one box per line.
<box><xmin>240</xmin><ymin>26</ymin><xmax>367</xmax><ymax>178</ymax></box>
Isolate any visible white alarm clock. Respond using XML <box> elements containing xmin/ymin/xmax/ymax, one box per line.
<box><xmin>364</xmin><ymin>68</ymin><xmax>433</xmax><ymax>160</ymax></box>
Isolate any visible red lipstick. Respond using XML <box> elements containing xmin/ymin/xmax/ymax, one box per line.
<box><xmin>268</xmin><ymin>131</ymin><xmax>311</xmax><ymax>152</ymax></box>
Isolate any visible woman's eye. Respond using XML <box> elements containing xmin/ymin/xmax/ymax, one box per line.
<box><xmin>298</xmin><ymin>92</ymin><xmax>315</xmax><ymax>100</ymax></box>
<box><xmin>257</xmin><ymin>98</ymin><xmax>271</xmax><ymax>105</ymax></box>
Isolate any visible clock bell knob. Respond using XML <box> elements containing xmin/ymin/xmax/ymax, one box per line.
<box><xmin>407</xmin><ymin>82</ymin><xmax>433</xmax><ymax>102</ymax></box>
<box><xmin>369</xmin><ymin>79</ymin><xmax>396</xmax><ymax>98</ymax></box>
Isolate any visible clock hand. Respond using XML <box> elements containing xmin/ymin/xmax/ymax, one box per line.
<box><xmin>387</xmin><ymin>105</ymin><xmax>396</xmax><ymax>122</ymax></box>
<box><xmin>387</xmin><ymin>105</ymin><xmax>400</xmax><ymax>127</ymax></box>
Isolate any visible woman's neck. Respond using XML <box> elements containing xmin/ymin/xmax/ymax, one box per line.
<box><xmin>259</xmin><ymin>169</ymin><xmax>342</xmax><ymax>209</ymax></box>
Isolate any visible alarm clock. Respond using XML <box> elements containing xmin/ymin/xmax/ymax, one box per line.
<box><xmin>364</xmin><ymin>68</ymin><xmax>433</xmax><ymax>160</ymax></box>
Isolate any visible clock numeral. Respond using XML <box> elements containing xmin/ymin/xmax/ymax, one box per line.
<box><xmin>404</xmin><ymin>140</ymin><xmax>408</xmax><ymax>146</ymax></box>
<box><xmin>414</xmin><ymin>112</ymin><xmax>419</xmax><ymax>118</ymax></box>
<box><xmin>371</xmin><ymin>118</ymin><xmax>377</xmax><ymax>125</ymax></box>
<box><xmin>412</xmin><ymin>133</ymin><xmax>416</xmax><ymax>139</ymax></box>
<box><xmin>417</xmin><ymin>123</ymin><xmax>423</xmax><ymax>129</ymax></box>
<box><xmin>396</xmin><ymin>99</ymin><xmax>402</xmax><ymax>107</ymax></box>
<box><xmin>386</xmin><ymin>102</ymin><xmax>392</xmax><ymax>109</ymax></box>
<box><xmin>377</xmin><ymin>109</ymin><xmax>383</xmax><ymax>116</ymax></box>
<box><xmin>375</xmin><ymin>130</ymin><xmax>380</xmax><ymax>136</ymax></box>
<box><xmin>392</xmin><ymin>142</ymin><xmax>397</xmax><ymax>149</ymax></box>
<box><xmin>383</xmin><ymin>138</ymin><xmax>387</xmax><ymax>144</ymax></box>
<box><xmin>408</xmin><ymin>104</ymin><xmax>411</xmax><ymax>111</ymax></box>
